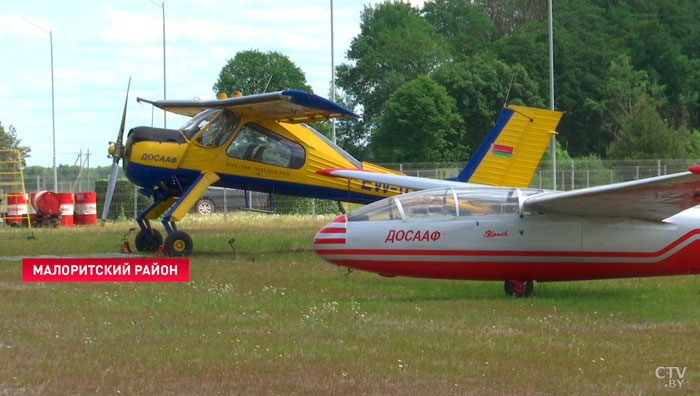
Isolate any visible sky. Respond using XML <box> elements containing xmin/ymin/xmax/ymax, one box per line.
<box><xmin>0</xmin><ymin>0</ymin><xmax>426</xmax><ymax>168</ymax></box>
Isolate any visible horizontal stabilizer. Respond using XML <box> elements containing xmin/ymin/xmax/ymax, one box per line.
<box><xmin>317</xmin><ymin>168</ymin><xmax>481</xmax><ymax>191</ymax></box>
<box><xmin>137</xmin><ymin>90</ymin><xmax>357</xmax><ymax>122</ymax></box>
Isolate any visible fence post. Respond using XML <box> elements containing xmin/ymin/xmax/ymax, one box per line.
<box><xmin>610</xmin><ymin>169</ymin><xmax>613</xmax><ymax>184</ymax></box>
<box><xmin>657</xmin><ymin>160</ymin><xmax>661</xmax><ymax>176</ymax></box>
<box><xmin>636</xmin><ymin>166</ymin><xmax>639</xmax><ymax>180</ymax></box>
<box><xmin>571</xmin><ymin>161</ymin><xmax>575</xmax><ymax>190</ymax></box>
<box><xmin>312</xmin><ymin>199</ymin><xmax>316</xmax><ymax>219</ymax></box>
<box><xmin>586</xmin><ymin>170</ymin><xmax>590</xmax><ymax>188</ymax></box>
<box><xmin>223</xmin><ymin>188</ymin><xmax>228</xmax><ymax>222</ymax></box>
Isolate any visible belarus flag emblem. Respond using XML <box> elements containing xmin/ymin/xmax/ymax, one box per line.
<box><xmin>491</xmin><ymin>144</ymin><xmax>514</xmax><ymax>158</ymax></box>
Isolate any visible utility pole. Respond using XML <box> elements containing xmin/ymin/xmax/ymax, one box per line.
<box><xmin>548</xmin><ymin>0</ymin><xmax>556</xmax><ymax>190</ymax></box>
<box><xmin>151</xmin><ymin>0</ymin><xmax>167</xmax><ymax>128</ymax></box>
<box><xmin>330</xmin><ymin>0</ymin><xmax>336</xmax><ymax>144</ymax></box>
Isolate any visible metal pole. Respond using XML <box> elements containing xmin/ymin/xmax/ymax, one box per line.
<box><xmin>151</xmin><ymin>0</ymin><xmax>166</xmax><ymax>128</ymax></box>
<box><xmin>223</xmin><ymin>188</ymin><xmax>228</xmax><ymax>222</ymax></box>
<box><xmin>50</xmin><ymin>31</ymin><xmax>57</xmax><ymax>192</ymax></box>
<box><xmin>330</xmin><ymin>0</ymin><xmax>336</xmax><ymax>143</ymax></box>
<box><xmin>20</xmin><ymin>19</ymin><xmax>56</xmax><ymax>189</ymax></box>
<box><xmin>548</xmin><ymin>0</ymin><xmax>556</xmax><ymax>190</ymax></box>
<box><xmin>162</xmin><ymin>2</ymin><xmax>166</xmax><ymax>128</ymax></box>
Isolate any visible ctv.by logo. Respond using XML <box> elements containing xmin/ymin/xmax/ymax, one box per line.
<box><xmin>655</xmin><ymin>366</ymin><xmax>687</xmax><ymax>389</ymax></box>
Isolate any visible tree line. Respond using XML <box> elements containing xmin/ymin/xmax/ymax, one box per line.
<box><xmin>4</xmin><ymin>0</ymin><xmax>700</xmax><ymax>177</ymax></box>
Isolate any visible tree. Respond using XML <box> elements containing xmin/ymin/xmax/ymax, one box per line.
<box><xmin>606</xmin><ymin>96</ymin><xmax>688</xmax><ymax>160</ymax></box>
<box><xmin>474</xmin><ymin>0</ymin><xmax>547</xmax><ymax>39</ymax></box>
<box><xmin>0</xmin><ymin>122</ymin><xmax>30</xmax><ymax>165</ymax></box>
<box><xmin>422</xmin><ymin>0</ymin><xmax>493</xmax><ymax>59</ymax></box>
<box><xmin>591</xmin><ymin>55</ymin><xmax>667</xmax><ymax>142</ymax></box>
<box><xmin>212</xmin><ymin>50</ymin><xmax>311</xmax><ymax>96</ymax></box>
<box><xmin>372</xmin><ymin>75</ymin><xmax>465</xmax><ymax>162</ymax></box>
<box><xmin>432</xmin><ymin>53</ymin><xmax>544</xmax><ymax>152</ymax></box>
<box><xmin>336</xmin><ymin>1</ymin><xmax>450</xmax><ymax>127</ymax></box>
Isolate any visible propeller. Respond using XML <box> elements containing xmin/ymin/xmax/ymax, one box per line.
<box><xmin>100</xmin><ymin>77</ymin><xmax>131</xmax><ymax>226</ymax></box>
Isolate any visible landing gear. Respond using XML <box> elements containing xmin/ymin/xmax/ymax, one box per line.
<box><xmin>135</xmin><ymin>229</ymin><xmax>163</xmax><ymax>252</ymax></box>
<box><xmin>504</xmin><ymin>280</ymin><xmax>534</xmax><ymax>297</ymax></box>
<box><xmin>164</xmin><ymin>230</ymin><xmax>193</xmax><ymax>257</ymax></box>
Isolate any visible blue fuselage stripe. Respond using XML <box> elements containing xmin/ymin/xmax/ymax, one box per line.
<box><xmin>125</xmin><ymin>162</ymin><xmax>381</xmax><ymax>204</ymax></box>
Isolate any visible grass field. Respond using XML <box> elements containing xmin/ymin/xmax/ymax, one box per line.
<box><xmin>1</xmin><ymin>213</ymin><xmax>698</xmax><ymax>395</ymax></box>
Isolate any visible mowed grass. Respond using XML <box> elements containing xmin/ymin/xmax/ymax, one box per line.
<box><xmin>1</xmin><ymin>214</ymin><xmax>699</xmax><ymax>395</ymax></box>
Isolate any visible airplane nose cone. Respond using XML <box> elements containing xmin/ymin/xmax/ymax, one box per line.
<box><xmin>313</xmin><ymin>215</ymin><xmax>347</xmax><ymax>253</ymax></box>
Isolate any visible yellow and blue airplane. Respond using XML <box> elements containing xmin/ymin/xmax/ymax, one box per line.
<box><xmin>101</xmin><ymin>84</ymin><xmax>562</xmax><ymax>256</ymax></box>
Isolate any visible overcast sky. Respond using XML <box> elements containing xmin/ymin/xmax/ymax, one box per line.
<box><xmin>0</xmin><ymin>0</ymin><xmax>425</xmax><ymax>168</ymax></box>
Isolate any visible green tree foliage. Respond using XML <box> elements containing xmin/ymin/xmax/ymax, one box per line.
<box><xmin>372</xmin><ymin>75</ymin><xmax>465</xmax><ymax>162</ymax></box>
<box><xmin>0</xmin><ymin>122</ymin><xmax>31</xmax><ymax>165</ymax></box>
<box><xmin>592</xmin><ymin>55</ymin><xmax>667</xmax><ymax>141</ymax></box>
<box><xmin>213</xmin><ymin>50</ymin><xmax>311</xmax><ymax>96</ymax></box>
<box><xmin>607</xmin><ymin>96</ymin><xmax>689</xmax><ymax>160</ymax></box>
<box><xmin>422</xmin><ymin>0</ymin><xmax>493</xmax><ymax>58</ymax></box>
<box><xmin>473</xmin><ymin>0</ymin><xmax>547</xmax><ymax>39</ymax></box>
<box><xmin>432</xmin><ymin>53</ymin><xmax>544</xmax><ymax>150</ymax></box>
<box><xmin>336</xmin><ymin>1</ymin><xmax>450</xmax><ymax>127</ymax></box>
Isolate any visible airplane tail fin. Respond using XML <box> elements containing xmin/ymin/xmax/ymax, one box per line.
<box><xmin>455</xmin><ymin>105</ymin><xmax>563</xmax><ymax>188</ymax></box>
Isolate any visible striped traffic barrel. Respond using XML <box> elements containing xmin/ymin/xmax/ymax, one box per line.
<box><xmin>58</xmin><ymin>193</ymin><xmax>74</xmax><ymax>226</ymax></box>
<box><xmin>75</xmin><ymin>192</ymin><xmax>97</xmax><ymax>225</ymax></box>
<box><xmin>32</xmin><ymin>190</ymin><xmax>60</xmax><ymax>216</ymax></box>
<box><xmin>7</xmin><ymin>192</ymin><xmax>28</xmax><ymax>226</ymax></box>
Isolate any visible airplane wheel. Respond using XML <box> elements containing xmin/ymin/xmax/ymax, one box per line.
<box><xmin>164</xmin><ymin>231</ymin><xmax>193</xmax><ymax>257</ymax></box>
<box><xmin>196</xmin><ymin>199</ymin><xmax>215</xmax><ymax>215</ymax></box>
<box><xmin>135</xmin><ymin>229</ymin><xmax>163</xmax><ymax>252</ymax></box>
<box><xmin>504</xmin><ymin>280</ymin><xmax>533</xmax><ymax>297</ymax></box>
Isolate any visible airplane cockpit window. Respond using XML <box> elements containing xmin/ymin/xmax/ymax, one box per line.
<box><xmin>180</xmin><ymin>109</ymin><xmax>221</xmax><ymax>140</ymax></box>
<box><xmin>346</xmin><ymin>197</ymin><xmax>402</xmax><ymax>222</ymax></box>
<box><xmin>397</xmin><ymin>188</ymin><xmax>457</xmax><ymax>220</ymax></box>
<box><xmin>455</xmin><ymin>188</ymin><xmax>520</xmax><ymax>216</ymax></box>
<box><xmin>345</xmin><ymin>187</ymin><xmax>542</xmax><ymax>222</ymax></box>
<box><xmin>196</xmin><ymin>110</ymin><xmax>240</xmax><ymax>147</ymax></box>
<box><xmin>226</xmin><ymin>123</ymin><xmax>306</xmax><ymax>169</ymax></box>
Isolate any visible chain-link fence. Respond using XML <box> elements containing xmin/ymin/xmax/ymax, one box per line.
<box><xmin>7</xmin><ymin>158</ymin><xmax>700</xmax><ymax>221</ymax></box>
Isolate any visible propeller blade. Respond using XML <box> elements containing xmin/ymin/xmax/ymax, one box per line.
<box><xmin>100</xmin><ymin>78</ymin><xmax>131</xmax><ymax>226</ymax></box>
<box><xmin>100</xmin><ymin>162</ymin><xmax>120</xmax><ymax>226</ymax></box>
<box><xmin>113</xmin><ymin>77</ymin><xmax>131</xmax><ymax>160</ymax></box>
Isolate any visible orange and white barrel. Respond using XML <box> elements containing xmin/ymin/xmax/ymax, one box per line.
<box><xmin>58</xmin><ymin>193</ymin><xmax>74</xmax><ymax>226</ymax></box>
<box><xmin>29</xmin><ymin>192</ymin><xmax>38</xmax><ymax>215</ymax></box>
<box><xmin>32</xmin><ymin>190</ymin><xmax>60</xmax><ymax>216</ymax></box>
<box><xmin>75</xmin><ymin>192</ymin><xmax>97</xmax><ymax>225</ymax></box>
<box><xmin>7</xmin><ymin>192</ymin><xmax>28</xmax><ymax>226</ymax></box>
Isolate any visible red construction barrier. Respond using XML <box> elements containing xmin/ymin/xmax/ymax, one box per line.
<box><xmin>58</xmin><ymin>193</ymin><xmax>74</xmax><ymax>226</ymax></box>
<box><xmin>7</xmin><ymin>192</ymin><xmax>28</xmax><ymax>226</ymax></box>
<box><xmin>75</xmin><ymin>192</ymin><xmax>97</xmax><ymax>225</ymax></box>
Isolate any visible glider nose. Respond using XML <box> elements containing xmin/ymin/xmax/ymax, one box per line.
<box><xmin>313</xmin><ymin>215</ymin><xmax>347</xmax><ymax>257</ymax></box>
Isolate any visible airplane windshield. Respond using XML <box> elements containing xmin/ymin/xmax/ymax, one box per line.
<box><xmin>180</xmin><ymin>109</ymin><xmax>221</xmax><ymax>140</ymax></box>
<box><xmin>303</xmin><ymin>124</ymin><xmax>362</xmax><ymax>169</ymax></box>
<box><xmin>347</xmin><ymin>187</ymin><xmax>544</xmax><ymax>222</ymax></box>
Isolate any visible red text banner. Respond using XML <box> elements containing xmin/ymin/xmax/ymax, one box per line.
<box><xmin>22</xmin><ymin>258</ymin><xmax>190</xmax><ymax>282</ymax></box>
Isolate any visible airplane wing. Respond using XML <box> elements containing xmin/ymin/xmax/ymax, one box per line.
<box><xmin>316</xmin><ymin>168</ymin><xmax>482</xmax><ymax>190</ymax></box>
<box><xmin>137</xmin><ymin>90</ymin><xmax>358</xmax><ymax>122</ymax></box>
<box><xmin>523</xmin><ymin>166</ymin><xmax>700</xmax><ymax>221</ymax></box>
<box><xmin>457</xmin><ymin>105</ymin><xmax>563</xmax><ymax>187</ymax></box>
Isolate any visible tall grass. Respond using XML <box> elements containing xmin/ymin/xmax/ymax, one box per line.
<box><xmin>1</xmin><ymin>215</ymin><xmax>698</xmax><ymax>394</ymax></box>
